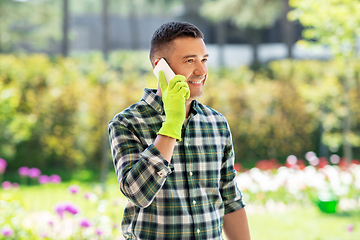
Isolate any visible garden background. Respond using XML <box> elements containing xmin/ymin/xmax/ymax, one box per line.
<box><xmin>1</xmin><ymin>0</ymin><xmax>360</xmax><ymax>239</ymax></box>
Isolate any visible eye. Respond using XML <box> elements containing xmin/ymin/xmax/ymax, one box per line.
<box><xmin>186</xmin><ymin>59</ymin><xmax>194</xmax><ymax>63</ymax></box>
<box><xmin>202</xmin><ymin>58</ymin><xmax>208</xmax><ymax>63</ymax></box>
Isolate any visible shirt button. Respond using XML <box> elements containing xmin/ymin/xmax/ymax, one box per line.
<box><xmin>197</xmin><ymin>229</ymin><xmax>200</xmax><ymax>234</ymax></box>
<box><xmin>193</xmin><ymin>200</ymin><xmax>196</xmax><ymax>205</ymax></box>
<box><xmin>189</xmin><ymin>172</ymin><xmax>193</xmax><ymax>176</ymax></box>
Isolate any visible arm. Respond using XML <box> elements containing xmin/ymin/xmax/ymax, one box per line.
<box><xmin>219</xmin><ymin>119</ymin><xmax>250</xmax><ymax>239</ymax></box>
<box><xmin>223</xmin><ymin>208</ymin><xmax>251</xmax><ymax>240</ymax></box>
<box><xmin>109</xmin><ymin>120</ymin><xmax>173</xmax><ymax>208</ymax></box>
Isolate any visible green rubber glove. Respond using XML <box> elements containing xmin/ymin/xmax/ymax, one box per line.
<box><xmin>157</xmin><ymin>70</ymin><xmax>190</xmax><ymax>141</ymax></box>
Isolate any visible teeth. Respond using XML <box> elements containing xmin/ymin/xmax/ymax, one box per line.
<box><xmin>188</xmin><ymin>81</ymin><xmax>202</xmax><ymax>84</ymax></box>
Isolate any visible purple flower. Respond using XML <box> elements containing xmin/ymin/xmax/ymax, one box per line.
<box><xmin>96</xmin><ymin>228</ymin><xmax>103</xmax><ymax>235</ymax></box>
<box><xmin>53</xmin><ymin>202</ymin><xmax>80</xmax><ymax>218</ymax></box>
<box><xmin>1</xmin><ymin>226</ymin><xmax>14</xmax><ymax>236</ymax></box>
<box><xmin>18</xmin><ymin>166</ymin><xmax>29</xmax><ymax>176</ymax></box>
<box><xmin>83</xmin><ymin>191</ymin><xmax>93</xmax><ymax>200</ymax></box>
<box><xmin>38</xmin><ymin>175</ymin><xmax>50</xmax><ymax>184</ymax></box>
<box><xmin>79</xmin><ymin>218</ymin><xmax>92</xmax><ymax>228</ymax></box>
<box><xmin>0</xmin><ymin>158</ymin><xmax>7</xmax><ymax>174</ymax></box>
<box><xmin>28</xmin><ymin>168</ymin><xmax>41</xmax><ymax>178</ymax></box>
<box><xmin>53</xmin><ymin>202</ymin><xmax>66</xmax><ymax>218</ymax></box>
<box><xmin>2</xmin><ymin>181</ymin><xmax>12</xmax><ymax>190</ymax></box>
<box><xmin>50</xmin><ymin>174</ymin><xmax>62</xmax><ymax>184</ymax></box>
<box><xmin>68</xmin><ymin>185</ymin><xmax>80</xmax><ymax>194</ymax></box>
<box><xmin>64</xmin><ymin>203</ymin><xmax>79</xmax><ymax>215</ymax></box>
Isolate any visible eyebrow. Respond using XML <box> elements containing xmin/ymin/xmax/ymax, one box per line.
<box><xmin>183</xmin><ymin>54</ymin><xmax>209</xmax><ymax>59</ymax></box>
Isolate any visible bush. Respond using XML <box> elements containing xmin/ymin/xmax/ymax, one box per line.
<box><xmin>1</xmin><ymin>52</ymin><xmax>360</xmax><ymax>174</ymax></box>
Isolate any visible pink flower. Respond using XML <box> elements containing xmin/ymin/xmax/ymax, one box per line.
<box><xmin>96</xmin><ymin>228</ymin><xmax>103</xmax><ymax>235</ymax></box>
<box><xmin>38</xmin><ymin>175</ymin><xmax>50</xmax><ymax>184</ymax></box>
<box><xmin>84</xmin><ymin>191</ymin><xmax>91</xmax><ymax>199</ymax></box>
<box><xmin>2</xmin><ymin>181</ymin><xmax>12</xmax><ymax>190</ymax></box>
<box><xmin>79</xmin><ymin>218</ymin><xmax>92</xmax><ymax>228</ymax></box>
<box><xmin>18</xmin><ymin>166</ymin><xmax>29</xmax><ymax>176</ymax></box>
<box><xmin>347</xmin><ymin>224</ymin><xmax>354</xmax><ymax>232</ymax></box>
<box><xmin>53</xmin><ymin>202</ymin><xmax>66</xmax><ymax>218</ymax></box>
<box><xmin>1</xmin><ymin>226</ymin><xmax>14</xmax><ymax>236</ymax></box>
<box><xmin>64</xmin><ymin>203</ymin><xmax>80</xmax><ymax>215</ymax></box>
<box><xmin>53</xmin><ymin>202</ymin><xmax>80</xmax><ymax>218</ymax></box>
<box><xmin>68</xmin><ymin>185</ymin><xmax>80</xmax><ymax>194</ymax></box>
<box><xmin>0</xmin><ymin>158</ymin><xmax>7</xmax><ymax>174</ymax></box>
<box><xmin>12</xmin><ymin>183</ymin><xmax>19</xmax><ymax>189</ymax></box>
<box><xmin>28</xmin><ymin>168</ymin><xmax>41</xmax><ymax>178</ymax></box>
<box><xmin>50</xmin><ymin>174</ymin><xmax>62</xmax><ymax>184</ymax></box>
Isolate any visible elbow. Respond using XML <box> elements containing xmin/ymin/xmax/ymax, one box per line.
<box><xmin>120</xmin><ymin>180</ymin><xmax>153</xmax><ymax>209</ymax></box>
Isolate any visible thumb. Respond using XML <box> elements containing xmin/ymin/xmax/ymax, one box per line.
<box><xmin>158</xmin><ymin>71</ymin><xmax>168</xmax><ymax>93</ymax></box>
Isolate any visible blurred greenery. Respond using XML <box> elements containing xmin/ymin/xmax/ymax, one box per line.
<box><xmin>0</xmin><ymin>0</ymin><xmax>61</xmax><ymax>53</ymax></box>
<box><xmin>1</xmin><ymin>52</ymin><xmax>360</xmax><ymax>175</ymax></box>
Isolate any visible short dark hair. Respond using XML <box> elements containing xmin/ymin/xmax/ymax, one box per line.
<box><xmin>149</xmin><ymin>21</ymin><xmax>204</xmax><ymax>62</ymax></box>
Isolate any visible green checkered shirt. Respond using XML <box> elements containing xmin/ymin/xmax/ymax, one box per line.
<box><xmin>109</xmin><ymin>88</ymin><xmax>245</xmax><ymax>240</ymax></box>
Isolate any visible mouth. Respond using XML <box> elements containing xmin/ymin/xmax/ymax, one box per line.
<box><xmin>187</xmin><ymin>80</ymin><xmax>203</xmax><ymax>84</ymax></box>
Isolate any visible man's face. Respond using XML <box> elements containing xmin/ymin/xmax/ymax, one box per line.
<box><xmin>159</xmin><ymin>37</ymin><xmax>209</xmax><ymax>100</ymax></box>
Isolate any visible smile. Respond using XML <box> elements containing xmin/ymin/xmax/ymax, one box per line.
<box><xmin>187</xmin><ymin>80</ymin><xmax>203</xmax><ymax>84</ymax></box>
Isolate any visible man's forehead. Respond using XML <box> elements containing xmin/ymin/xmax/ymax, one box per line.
<box><xmin>171</xmin><ymin>38</ymin><xmax>208</xmax><ymax>55</ymax></box>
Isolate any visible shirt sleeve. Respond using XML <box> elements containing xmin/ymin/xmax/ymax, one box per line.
<box><xmin>220</xmin><ymin>121</ymin><xmax>246</xmax><ymax>214</ymax></box>
<box><xmin>108</xmin><ymin>118</ymin><xmax>172</xmax><ymax>208</ymax></box>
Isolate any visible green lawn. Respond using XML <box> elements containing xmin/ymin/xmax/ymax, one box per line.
<box><xmin>1</xmin><ymin>180</ymin><xmax>359</xmax><ymax>240</ymax></box>
<box><xmin>248</xmin><ymin>206</ymin><xmax>359</xmax><ymax>240</ymax></box>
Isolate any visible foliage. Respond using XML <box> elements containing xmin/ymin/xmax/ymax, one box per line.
<box><xmin>0</xmin><ymin>0</ymin><xmax>61</xmax><ymax>53</ymax></box>
<box><xmin>1</xmin><ymin>52</ymin><xmax>360</xmax><ymax>172</ymax></box>
<box><xmin>200</xmin><ymin>0</ymin><xmax>283</xmax><ymax>29</ymax></box>
<box><xmin>288</xmin><ymin>0</ymin><xmax>360</xmax><ymax>58</ymax></box>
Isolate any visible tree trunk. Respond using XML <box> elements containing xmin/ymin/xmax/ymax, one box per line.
<box><xmin>215</xmin><ymin>22</ymin><xmax>226</xmax><ymax>67</ymax></box>
<box><xmin>129</xmin><ymin>0</ymin><xmax>139</xmax><ymax>50</ymax></box>
<box><xmin>61</xmin><ymin>0</ymin><xmax>69</xmax><ymax>57</ymax></box>
<box><xmin>102</xmin><ymin>0</ymin><xmax>109</xmax><ymax>60</ymax></box>
<box><xmin>281</xmin><ymin>0</ymin><xmax>293</xmax><ymax>59</ymax></box>
<box><xmin>249</xmin><ymin>28</ymin><xmax>261</xmax><ymax>66</ymax></box>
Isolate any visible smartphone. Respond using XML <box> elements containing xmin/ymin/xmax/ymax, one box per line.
<box><xmin>153</xmin><ymin>58</ymin><xmax>175</xmax><ymax>84</ymax></box>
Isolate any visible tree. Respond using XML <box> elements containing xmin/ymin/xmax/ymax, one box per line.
<box><xmin>288</xmin><ymin>0</ymin><xmax>360</xmax><ymax>162</ymax></box>
<box><xmin>0</xmin><ymin>0</ymin><xmax>61</xmax><ymax>53</ymax></box>
<box><xmin>200</xmin><ymin>0</ymin><xmax>284</xmax><ymax>65</ymax></box>
<box><xmin>62</xmin><ymin>0</ymin><xmax>69</xmax><ymax>57</ymax></box>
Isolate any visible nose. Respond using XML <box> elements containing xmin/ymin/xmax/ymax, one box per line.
<box><xmin>194</xmin><ymin>62</ymin><xmax>207</xmax><ymax>77</ymax></box>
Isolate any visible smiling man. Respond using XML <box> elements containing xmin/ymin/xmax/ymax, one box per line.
<box><xmin>109</xmin><ymin>22</ymin><xmax>251</xmax><ymax>240</ymax></box>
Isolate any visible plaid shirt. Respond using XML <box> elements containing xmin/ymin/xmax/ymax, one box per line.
<box><xmin>109</xmin><ymin>88</ymin><xmax>245</xmax><ymax>240</ymax></box>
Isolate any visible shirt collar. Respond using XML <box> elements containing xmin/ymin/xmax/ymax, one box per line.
<box><xmin>142</xmin><ymin>88</ymin><xmax>164</xmax><ymax>114</ymax></box>
<box><xmin>142</xmin><ymin>88</ymin><xmax>199</xmax><ymax>116</ymax></box>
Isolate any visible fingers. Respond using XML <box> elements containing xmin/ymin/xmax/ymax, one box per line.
<box><xmin>168</xmin><ymin>75</ymin><xmax>186</xmax><ymax>91</ymax></box>
<box><xmin>171</xmin><ymin>81</ymin><xmax>190</xmax><ymax>98</ymax></box>
<box><xmin>158</xmin><ymin>71</ymin><xmax>168</xmax><ymax>93</ymax></box>
<box><xmin>162</xmin><ymin>74</ymin><xmax>190</xmax><ymax>99</ymax></box>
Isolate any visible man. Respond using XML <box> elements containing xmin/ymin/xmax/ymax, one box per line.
<box><xmin>109</xmin><ymin>21</ymin><xmax>251</xmax><ymax>240</ymax></box>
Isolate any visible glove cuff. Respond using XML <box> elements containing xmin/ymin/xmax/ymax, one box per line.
<box><xmin>157</xmin><ymin>120</ymin><xmax>183</xmax><ymax>142</ymax></box>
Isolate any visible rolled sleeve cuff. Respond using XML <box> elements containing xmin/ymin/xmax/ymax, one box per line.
<box><xmin>224</xmin><ymin>198</ymin><xmax>246</xmax><ymax>214</ymax></box>
<box><xmin>141</xmin><ymin>144</ymin><xmax>173</xmax><ymax>178</ymax></box>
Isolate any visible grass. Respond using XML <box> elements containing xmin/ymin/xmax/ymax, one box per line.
<box><xmin>1</xmin><ymin>175</ymin><xmax>359</xmax><ymax>240</ymax></box>
<box><xmin>247</xmin><ymin>205</ymin><xmax>360</xmax><ymax>240</ymax></box>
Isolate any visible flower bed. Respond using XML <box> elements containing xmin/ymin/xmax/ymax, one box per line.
<box><xmin>236</xmin><ymin>152</ymin><xmax>360</xmax><ymax>213</ymax></box>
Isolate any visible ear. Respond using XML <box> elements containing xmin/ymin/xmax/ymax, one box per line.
<box><xmin>153</xmin><ymin>58</ymin><xmax>161</xmax><ymax>68</ymax></box>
